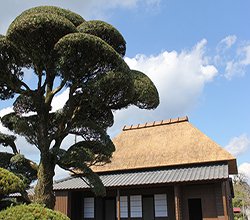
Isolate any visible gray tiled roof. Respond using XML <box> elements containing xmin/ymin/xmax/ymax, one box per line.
<box><xmin>53</xmin><ymin>163</ymin><xmax>228</xmax><ymax>190</ymax></box>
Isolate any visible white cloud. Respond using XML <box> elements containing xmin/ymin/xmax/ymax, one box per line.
<box><xmin>51</xmin><ymin>89</ymin><xmax>69</xmax><ymax>112</ymax></box>
<box><xmin>225</xmin><ymin>62</ymin><xmax>245</xmax><ymax>80</ymax></box>
<box><xmin>225</xmin><ymin>134</ymin><xmax>250</xmax><ymax>157</ymax></box>
<box><xmin>108</xmin><ymin>39</ymin><xmax>218</xmax><ymax>136</ymax></box>
<box><xmin>0</xmin><ymin>0</ymin><xmax>161</xmax><ymax>34</ymax></box>
<box><xmin>238</xmin><ymin>163</ymin><xmax>250</xmax><ymax>184</ymax></box>
<box><xmin>0</xmin><ymin>106</ymin><xmax>13</xmax><ymax>117</ymax></box>
<box><xmin>224</xmin><ymin>43</ymin><xmax>250</xmax><ymax>79</ymax></box>
<box><xmin>88</xmin><ymin>0</ymin><xmax>161</xmax><ymax>9</ymax></box>
<box><xmin>218</xmin><ymin>40</ymin><xmax>250</xmax><ymax>80</ymax></box>
<box><xmin>240</xmin><ymin>44</ymin><xmax>250</xmax><ymax>65</ymax></box>
<box><xmin>217</xmin><ymin>35</ymin><xmax>237</xmax><ymax>52</ymax></box>
<box><xmin>214</xmin><ymin>35</ymin><xmax>250</xmax><ymax>80</ymax></box>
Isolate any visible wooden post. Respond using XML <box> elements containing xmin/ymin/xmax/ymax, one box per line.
<box><xmin>174</xmin><ymin>185</ymin><xmax>181</xmax><ymax>220</ymax></box>
<box><xmin>117</xmin><ymin>189</ymin><xmax>121</xmax><ymax>220</ymax></box>
<box><xmin>222</xmin><ymin>181</ymin><xmax>229</xmax><ymax>220</ymax></box>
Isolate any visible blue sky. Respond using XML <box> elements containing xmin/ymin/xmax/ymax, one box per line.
<box><xmin>0</xmin><ymin>0</ymin><xmax>250</xmax><ymax>181</ymax></box>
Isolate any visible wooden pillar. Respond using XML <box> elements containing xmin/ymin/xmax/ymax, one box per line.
<box><xmin>222</xmin><ymin>181</ymin><xmax>229</xmax><ymax>220</ymax></box>
<box><xmin>117</xmin><ymin>189</ymin><xmax>121</xmax><ymax>220</ymax></box>
<box><xmin>174</xmin><ymin>185</ymin><xmax>181</xmax><ymax>220</ymax></box>
<box><xmin>67</xmin><ymin>192</ymin><xmax>71</xmax><ymax>219</ymax></box>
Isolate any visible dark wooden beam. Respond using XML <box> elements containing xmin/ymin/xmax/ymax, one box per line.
<box><xmin>117</xmin><ymin>189</ymin><xmax>121</xmax><ymax>220</ymax></box>
<box><xmin>174</xmin><ymin>185</ymin><xmax>181</xmax><ymax>220</ymax></box>
<box><xmin>222</xmin><ymin>181</ymin><xmax>229</xmax><ymax>220</ymax></box>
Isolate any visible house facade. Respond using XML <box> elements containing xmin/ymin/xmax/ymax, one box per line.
<box><xmin>53</xmin><ymin>117</ymin><xmax>237</xmax><ymax>220</ymax></box>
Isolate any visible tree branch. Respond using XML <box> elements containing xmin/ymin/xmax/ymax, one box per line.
<box><xmin>1</xmin><ymin>75</ymin><xmax>30</xmax><ymax>94</ymax></box>
<box><xmin>51</xmin><ymin>79</ymin><xmax>66</xmax><ymax>96</ymax></box>
<box><xmin>0</xmin><ymin>132</ymin><xmax>18</xmax><ymax>154</ymax></box>
<box><xmin>62</xmin><ymin>167</ymin><xmax>93</xmax><ymax>188</ymax></box>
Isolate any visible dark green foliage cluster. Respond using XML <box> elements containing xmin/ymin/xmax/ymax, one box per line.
<box><xmin>54</xmin><ymin>33</ymin><xmax>129</xmax><ymax>84</ymax></box>
<box><xmin>0</xmin><ymin>152</ymin><xmax>13</xmax><ymax>169</ymax></box>
<box><xmin>0</xmin><ymin>152</ymin><xmax>37</xmax><ymax>186</ymax></box>
<box><xmin>0</xmin><ymin>167</ymin><xmax>25</xmax><ymax>196</ymax></box>
<box><xmin>0</xmin><ymin>132</ymin><xmax>17</xmax><ymax>153</ymax></box>
<box><xmin>0</xmin><ymin>5</ymin><xmax>159</xmax><ymax>207</ymax></box>
<box><xmin>7</xmin><ymin>13</ymin><xmax>77</xmax><ymax>71</ymax></box>
<box><xmin>9</xmin><ymin>154</ymin><xmax>37</xmax><ymax>186</ymax></box>
<box><xmin>77</xmin><ymin>20</ymin><xmax>126</xmax><ymax>56</ymax></box>
<box><xmin>0</xmin><ymin>131</ymin><xmax>37</xmax><ymax>186</ymax></box>
<box><xmin>1</xmin><ymin>113</ymin><xmax>39</xmax><ymax>146</ymax></box>
<box><xmin>0</xmin><ymin>36</ymin><xmax>24</xmax><ymax>100</ymax></box>
<box><xmin>17</xmin><ymin>6</ymin><xmax>85</xmax><ymax>26</ymax></box>
<box><xmin>131</xmin><ymin>70</ymin><xmax>159</xmax><ymax>109</ymax></box>
<box><xmin>0</xmin><ymin>203</ymin><xmax>70</xmax><ymax>220</ymax></box>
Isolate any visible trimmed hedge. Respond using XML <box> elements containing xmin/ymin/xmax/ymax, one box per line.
<box><xmin>0</xmin><ymin>203</ymin><xmax>70</xmax><ymax>220</ymax></box>
<box><xmin>0</xmin><ymin>167</ymin><xmax>25</xmax><ymax>195</ymax></box>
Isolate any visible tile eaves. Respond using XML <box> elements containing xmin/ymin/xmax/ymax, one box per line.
<box><xmin>53</xmin><ymin>163</ymin><xmax>228</xmax><ymax>191</ymax></box>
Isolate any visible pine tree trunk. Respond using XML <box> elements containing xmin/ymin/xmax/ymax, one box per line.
<box><xmin>33</xmin><ymin>99</ymin><xmax>56</xmax><ymax>208</ymax></box>
<box><xmin>34</xmin><ymin>151</ymin><xmax>55</xmax><ymax>209</ymax></box>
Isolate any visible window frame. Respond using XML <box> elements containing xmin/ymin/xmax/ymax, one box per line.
<box><xmin>83</xmin><ymin>197</ymin><xmax>95</xmax><ymax>219</ymax></box>
<box><xmin>130</xmin><ymin>195</ymin><xmax>142</xmax><ymax>218</ymax></box>
<box><xmin>117</xmin><ymin>196</ymin><xmax>129</xmax><ymax>218</ymax></box>
<box><xmin>154</xmin><ymin>194</ymin><xmax>168</xmax><ymax>217</ymax></box>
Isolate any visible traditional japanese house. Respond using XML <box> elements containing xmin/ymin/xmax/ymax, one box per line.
<box><xmin>53</xmin><ymin>116</ymin><xmax>237</xmax><ymax>220</ymax></box>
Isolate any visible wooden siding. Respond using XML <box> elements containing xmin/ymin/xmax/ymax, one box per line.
<box><xmin>68</xmin><ymin>186</ymin><xmax>176</xmax><ymax>220</ymax></box>
<box><xmin>55</xmin><ymin>180</ymin><xmax>233</xmax><ymax>220</ymax></box>
<box><xmin>181</xmin><ymin>182</ymin><xmax>230</xmax><ymax>220</ymax></box>
<box><xmin>54</xmin><ymin>191</ymin><xmax>71</xmax><ymax>218</ymax></box>
<box><xmin>215</xmin><ymin>184</ymin><xmax>224</xmax><ymax>217</ymax></box>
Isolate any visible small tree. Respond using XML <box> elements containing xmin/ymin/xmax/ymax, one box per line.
<box><xmin>233</xmin><ymin>174</ymin><xmax>250</xmax><ymax>220</ymax></box>
<box><xmin>0</xmin><ymin>6</ymin><xmax>159</xmax><ymax>208</ymax></box>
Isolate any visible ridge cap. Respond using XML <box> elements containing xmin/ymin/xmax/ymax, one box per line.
<box><xmin>123</xmin><ymin>116</ymin><xmax>189</xmax><ymax>131</ymax></box>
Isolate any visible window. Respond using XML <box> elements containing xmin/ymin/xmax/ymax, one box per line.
<box><xmin>84</xmin><ymin>197</ymin><xmax>94</xmax><ymax>218</ymax></box>
<box><xmin>130</xmin><ymin>195</ymin><xmax>142</xmax><ymax>217</ymax></box>
<box><xmin>117</xmin><ymin>196</ymin><xmax>128</xmax><ymax>218</ymax></box>
<box><xmin>154</xmin><ymin>194</ymin><xmax>168</xmax><ymax>217</ymax></box>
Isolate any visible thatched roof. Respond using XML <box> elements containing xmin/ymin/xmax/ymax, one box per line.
<box><xmin>93</xmin><ymin>116</ymin><xmax>237</xmax><ymax>174</ymax></box>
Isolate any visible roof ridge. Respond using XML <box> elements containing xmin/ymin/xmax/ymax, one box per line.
<box><xmin>123</xmin><ymin>116</ymin><xmax>189</xmax><ymax>131</ymax></box>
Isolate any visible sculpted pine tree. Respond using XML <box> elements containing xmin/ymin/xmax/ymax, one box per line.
<box><xmin>0</xmin><ymin>6</ymin><xmax>159</xmax><ymax>208</ymax></box>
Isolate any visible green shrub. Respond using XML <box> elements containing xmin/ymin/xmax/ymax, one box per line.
<box><xmin>0</xmin><ymin>167</ymin><xmax>25</xmax><ymax>195</ymax></box>
<box><xmin>0</xmin><ymin>203</ymin><xmax>70</xmax><ymax>220</ymax></box>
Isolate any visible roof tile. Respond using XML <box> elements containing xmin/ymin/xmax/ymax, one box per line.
<box><xmin>54</xmin><ymin>163</ymin><xmax>228</xmax><ymax>190</ymax></box>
